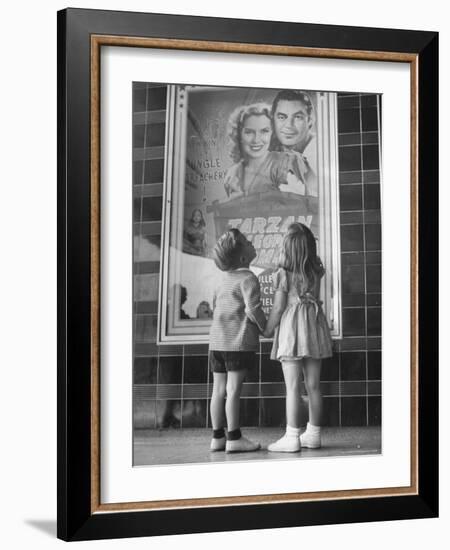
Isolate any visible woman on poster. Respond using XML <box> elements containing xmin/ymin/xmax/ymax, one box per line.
<box><xmin>223</xmin><ymin>103</ymin><xmax>313</xmax><ymax>199</ymax></box>
<box><xmin>183</xmin><ymin>208</ymin><xmax>207</xmax><ymax>256</ymax></box>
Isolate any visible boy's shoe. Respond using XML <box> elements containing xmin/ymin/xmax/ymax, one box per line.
<box><xmin>268</xmin><ymin>434</ymin><xmax>301</xmax><ymax>453</ymax></box>
<box><xmin>210</xmin><ymin>436</ymin><xmax>226</xmax><ymax>451</ymax></box>
<box><xmin>226</xmin><ymin>436</ymin><xmax>260</xmax><ymax>453</ymax></box>
<box><xmin>300</xmin><ymin>431</ymin><xmax>321</xmax><ymax>449</ymax></box>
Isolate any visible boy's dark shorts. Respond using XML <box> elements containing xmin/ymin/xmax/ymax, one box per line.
<box><xmin>209</xmin><ymin>350</ymin><xmax>256</xmax><ymax>373</ymax></box>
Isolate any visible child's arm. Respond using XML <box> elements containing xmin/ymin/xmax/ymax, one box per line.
<box><xmin>241</xmin><ymin>274</ymin><xmax>266</xmax><ymax>333</ymax></box>
<box><xmin>263</xmin><ymin>289</ymin><xmax>287</xmax><ymax>338</ymax></box>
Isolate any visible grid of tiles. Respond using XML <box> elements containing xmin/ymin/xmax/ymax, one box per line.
<box><xmin>133</xmin><ymin>84</ymin><xmax>382</xmax><ymax>429</ymax></box>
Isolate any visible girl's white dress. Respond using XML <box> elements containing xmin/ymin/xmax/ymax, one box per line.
<box><xmin>270</xmin><ymin>267</ymin><xmax>333</xmax><ymax>361</ymax></box>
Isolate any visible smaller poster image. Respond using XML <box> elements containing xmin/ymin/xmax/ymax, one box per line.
<box><xmin>159</xmin><ymin>85</ymin><xmax>341</xmax><ymax>344</ymax></box>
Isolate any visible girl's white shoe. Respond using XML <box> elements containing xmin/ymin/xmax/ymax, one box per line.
<box><xmin>300</xmin><ymin>423</ymin><xmax>321</xmax><ymax>449</ymax></box>
<box><xmin>268</xmin><ymin>426</ymin><xmax>301</xmax><ymax>452</ymax></box>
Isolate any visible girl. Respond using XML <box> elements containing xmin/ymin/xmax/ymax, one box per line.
<box><xmin>263</xmin><ymin>223</ymin><xmax>333</xmax><ymax>452</ymax></box>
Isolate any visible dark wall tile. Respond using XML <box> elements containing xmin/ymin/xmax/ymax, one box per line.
<box><xmin>340</xmin><ymin>171</ymin><xmax>362</xmax><ymax>184</ymax></box>
<box><xmin>361</xmin><ymin>94</ymin><xmax>378</xmax><ymax>108</ymax></box>
<box><xmin>367</xmin><ymin>293</ymin><xmax>382</xmax><ymax>306</ymax></box>
<box><xmin>340</xmin><ymin>352</ymin><xmax>366</xmax><ymax>381</ymax></box>
<box><xmin>261</xmin><ymin>355</ymin><xmax>284</xmax><ymax>382</ymax></box>
<box><xmin>364</xmin><ymin>184</ymin><xmax>381</xmax><ymax>210</ymax></box>
<box><xmin>323</xmin><ymin>396</ymin><xmax>340</xmax><ymax>427</ymax></box>
<box><xmin>343</xmin><ymin>294</ymin><xmax>365</xmax><ymax>307</ymax></box>
<box><xmin>364</xmin><ymin>211</ymin><xmax>381</xmax><ymax>224</ymax></box>
<box><xmin>342</xmin><ymin>264</ymin><xmax>365</xmax><ymax>294</ymax></box>
<box><xmin>365</xmin><ymin>251</ymin><xmax>381</xmax><ymax>264</ymax></box>
<box><xmin>158</xmin><ymin>356</ymin><xmax>182</xmax><ymax>384</ymax></box>
<box><xmin>134</xmin><ymin>123</ymin><xmax>166</xmax><ymax>148</ymax></box>
<box><xmin>362</xmin><ymin>144</ymin><xmax>380</xmax><ymax>170</ymax></box>
<box><xmin>366</xmin><ymin>264</ymin><xmax>381</xmax><ymax>293</ymax></box>
<box><xmin>242</xmin><ymin>383</ymin><xmax>260</xmax><ymax>398</ymax></box>
<box><xmin>341</xmin><ymin>211</ymin><xmax>364</xmax><ymax>225</ymax></box>
<box><xmin>134</xmin><ymin>196</ymin><xmax>163</xmax><ymax>222</ymax></box>
<box><xmin>133</xmin><ymin>159</ymin><xmax>165</xmax><ymax>185</ymax></box>
<box><xmin>184</xmin><ymin>344</ymin><xmax>209</xmax><ymax>356</ymax></box>
<box><xmin>240</xmin><ymin>399</ymin><xmax>260</xmax><ymax>427</ymax></box>
<box><xmin>341</xmin><ymin>397</ymin><xmax>367</xmax><ymax>426</ymax></box>
<box><xmin>245</xmin><ymin>355</ymin><xmax>260</xmax><ymax>382</ymax></box>
<box><xmin>338</xmin><ymin>108</ymin><xmax>361</xmax><ymax>133</ymax></box>
<box><xmin>363</xmin><ymin>170</ymin><xmax>380</xmax><ymax>184</ymax></box>
<box><xmin>343</xmin><ymin>308</ymin><xmax>366</xmax><ymax>336</ymax></box>
<box><xmin>365</xmin><ymin>224</ymin><xmax>381</xmax><ymax>251</ymax></box>
<box><xmin>340</xmin><ymin>185</ymin><xmax>363</xmax><ymax>210</ymax></box>
<box><xmin>183</xmin><ymin>356</ymin><xmax>208</xmax><ymax>383</ymax></box>
<box><xmin>338</xmin><ymin>95</ymin><xmax>360</xmax><ymax>109</ymax></box>
<box><xmin>361</xmin><ymin>107</ymin><xmax>378</xmax><ymax>131</ymax></box>
<box><xmin>339</xmin><ymin>146</ymin><xmax>362</xmax><ymax>171</ymax></box>
<box><xmin>339</xmin><ymin>133</ymin><xmax>361</xmax><ymax>146</ymax></box>
<box><xmin>260</xmin><ymin>341</ymin><xmax>273</xmax><ymax>354</ymax></box>
<box><xmin>341</xmin><ymin>225</ymin><xmax>364</xmax><ymax>252</ymax></box>
<box><xmin>260</xmin><ymin>382</ymin><xmax>286</xmax><ymax>398</ymax></box>
<box><xmin>368</xmin><ymin>396</ymin><xmax>382</xmax><ymax>426</ymax></box>
<box><xmin>260</xmin><ymin>398</ymin><xmax>286</xmax><ymax>427</ymax></box>
<box><xmin>367</xmin><ymin>307</ymin><xmax>382</xmax><ymax>336</ymax></box>
<box><xmin>134</xmin><ymin>357</ymin><xmax>158</xmax><ymax>384</ymax></box>
<box><xmin>134</xmin><ymin>314</ymin><xmax>158</xmax><ymax>343</ymax></box>
<box><xmin>342</xmin><ymin>252</ymin><xmax>365</xmax><ymax>265</ymax></box>
<box><xmin>362</xmin><ymin>132</ymin><xmax>379</xmax><ymax>145</ymax></box>
<box><xmin>366</xmin><ymin>337</ymin><xmax>382</xmax><ymax>350</ymax></box>
<box><xmin>145</xmin><ymin>86</ymin><xmax>167</xmax><ymax>110</ymax></box>
<box><xmin>133</xmin><ymin>85</ymin><xmax>167</xmax><ymax>112</ymax></box>
<box><xmin>368</xmin><ymin>351</ymin><xmax>381</xmax><ymax>380</ymax></box>
<box><xmin>321</xmin><ymin>354</ymin><xmax>339</xmax><ymax>381</ymax></box>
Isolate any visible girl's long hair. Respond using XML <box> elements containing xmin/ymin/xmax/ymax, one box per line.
<box><xmin>279</xmin><ymin>222</ymin><xmax>324</xmax><ymax>294</ymax></box>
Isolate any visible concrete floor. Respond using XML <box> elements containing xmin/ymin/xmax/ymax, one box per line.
<box><xmin>133</xmin><ymin>426</ymin><xmax>381</xmax><ymax>466</ymax></box>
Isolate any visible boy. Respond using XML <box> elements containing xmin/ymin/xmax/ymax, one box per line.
<box><xmin>209</xmin><ymin>228</ymin><xmax>266</xmax><ymax>452</ymax></box>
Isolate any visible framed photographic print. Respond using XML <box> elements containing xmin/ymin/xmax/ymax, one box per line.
<box><xmin>57</xmin><ymin>8</ymin><xmax>438</xmax><ymax>541</ymax></box>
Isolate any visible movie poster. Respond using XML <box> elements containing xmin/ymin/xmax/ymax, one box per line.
<box><xmin>159</xmin><ymin>85</ymin><xmax>340</xmax><ymax>343</ymax></box>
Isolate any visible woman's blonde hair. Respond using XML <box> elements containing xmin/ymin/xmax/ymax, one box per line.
<box><xmin>227</xmin><ymin>103</ymin><xmax>272</xmax><ymax>163</ymax></box>
<box><xmin>279</xmin><ymin>222</ymin><xmax>324</xmax><ymax>294</ymax></box>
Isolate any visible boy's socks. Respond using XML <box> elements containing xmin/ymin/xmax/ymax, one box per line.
<box><xmin>210</xmin><ymin>427</ymin><xmax>226</xmax><ymax>451</ymax></box>
<box><xmin>227</xmin><ymin>428</ymin><xmax>242</xmax><ymax>441</ymax></box>
<box><xmin>268</xmin><ymin>425</ymin><xmax>301</xmax><ymax>453</ymax></box>
<box><xmin>213</xmin><ymin>428</ymin><xmax>225</xmax><ymax>439</ymax></box>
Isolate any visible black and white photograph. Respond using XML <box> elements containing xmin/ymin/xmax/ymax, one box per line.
<box><xmin>132</xmin><ymin>82</ymin><xmax>382</xmax><ymax>466</ymax></box>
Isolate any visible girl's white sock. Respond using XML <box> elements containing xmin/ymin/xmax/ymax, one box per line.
<box><xmin>305</xmin><ymin>422</ymin><xmax>321</xmax><ymax>435</ymax></box>
<box><xmin>286</xmin><ymin>425</ymin><xmax>302</xmax><ymax>437</ymax></box>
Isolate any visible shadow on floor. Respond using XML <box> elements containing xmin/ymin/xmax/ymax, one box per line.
<box><xmin>25</xmin><ymin>519</ymin><xmax>56</xmax><ymax>538</ymax></box>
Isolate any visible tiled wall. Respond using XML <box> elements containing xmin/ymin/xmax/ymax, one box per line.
<box><xmin>133</xmin><ymin>84</ymin><xmax>382</xmax><ymax>429</ymax></box>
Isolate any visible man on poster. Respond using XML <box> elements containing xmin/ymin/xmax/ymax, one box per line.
<box><xmin>270</xmin><ymin>89</ymin><xmax>318</xmax><ymax>197</ymax></box>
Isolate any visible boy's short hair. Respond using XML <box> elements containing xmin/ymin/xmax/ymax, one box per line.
<box><xmin>213</xmin><ymin>228</ymin><xmax>245</xmax><ymax>271</ymax></box>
